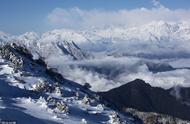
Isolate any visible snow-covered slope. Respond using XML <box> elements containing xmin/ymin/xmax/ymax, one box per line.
<box><xmin>0</xmin><ymin>43</ymin><xmax>139</xmax><ymax>124</ymax></box>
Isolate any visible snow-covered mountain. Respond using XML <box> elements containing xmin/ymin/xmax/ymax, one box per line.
<box><xmin>29</xmin><ymin>21</ymin><xmax>190</xmax><ymax>57</ymax></box>
<box><xmin>15</xmin><ymin>31</ymin><xmax>91</xmax><ymax>61</ymax></box>
<box><xmin>1</xmin><ymin>21</ymin><xmax>190</xmax><ymax>123</ymax></box>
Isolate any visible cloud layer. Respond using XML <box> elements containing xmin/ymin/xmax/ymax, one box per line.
<box><xmin>47</xmin><ymin>5</ymin><xmax>190</xmax><ymax>29</ymax></box>
<box><xmin>44</xmin><ymin>55</ymin><xmax>190</xmax><ymax>92</ymax></box>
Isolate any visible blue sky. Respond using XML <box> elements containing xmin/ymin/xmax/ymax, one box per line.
<box><xmin>0</xmin><ymin>0</ymin><xmax>190</xmax><ymax>34</ymax></box>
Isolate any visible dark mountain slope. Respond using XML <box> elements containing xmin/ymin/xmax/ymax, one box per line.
<box><xmin>99</xmin><ymin>79</ymin><xmax>190</xmax><ymax>121</ymax></box>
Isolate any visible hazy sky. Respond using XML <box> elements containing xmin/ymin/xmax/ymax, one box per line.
<box><xmin>0</xmin><ymin>0</ymin><xmax>190</xmax><ymax>34</ymax></box>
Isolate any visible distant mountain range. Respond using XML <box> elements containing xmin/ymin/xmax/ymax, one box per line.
<box><xmin>1</xmin><ymin>21</ymin><xmax>190</xmax><ymax>59</ymax></box>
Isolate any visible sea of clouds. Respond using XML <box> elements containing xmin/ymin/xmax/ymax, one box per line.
<box><xmin>45</xmin><ymin>55</ymin><xmax>190</xmax><ymax>92</ymax></box>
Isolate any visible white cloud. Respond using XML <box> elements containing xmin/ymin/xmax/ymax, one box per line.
<box><xmin>47</xmin><ymin>5</ymin><xmax>190</xmax><ymax>29</ymax></box>
<box><xmin>152</xmin><ymin>0</ymin><xmax>165</xmax><ymax>8</ymax></box>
